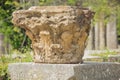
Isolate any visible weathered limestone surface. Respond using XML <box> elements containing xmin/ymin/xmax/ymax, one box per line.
<box><xmin>75</xmin><ymin>62</ymin><xmax>120</xmax><ymax>80</ymax></box>
<box><xmin>8</xmin><ymin>63</ymin><xmax>79</xmax><ymax>80</ymax></box>
<box><xmin>8</xmin><ymin>62</ymin><xmax>120</xmax><ymax>80</ymax></box>
<box><xmin>12</xmin><ymin>6</ymin><xmax>94</xmax><ymax>63</ymax></box>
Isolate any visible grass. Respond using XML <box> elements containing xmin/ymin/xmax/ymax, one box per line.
<box><xmin>90</xmin><ymin>49</ymin><xmax>118</xmax><ymax>61</ymax></box>
<box><xmin>0</xmin><ymin>50</ymin><xmax>33</xmax><ymax>80</ymax></box>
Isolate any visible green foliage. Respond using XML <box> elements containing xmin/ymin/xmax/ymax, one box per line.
<box><xmin>0</xmin><ymin>0</ymin><xmax>31</xmax><ymax>52</ymax></box>
<box><xmin>82</xmin><ymin>0</ymin><xmax>120</xmax><ymax>40</ymax></box>
<box><xmin>116</xmin><ymin>7</ymin><xmax>120</xmax><ymax>37</ymax></box>
<box><xmin>83</xmin><ymin>0</ymin><xmax>111</xmax><ymax>21</ymax></box>
<box><xmin>10</xmin><ymin>28</ymin><xmax>31</xmax><ymax>52</ymax></box>
<box><xmin>0</xmin><ymin>51</ymin><xmax>33</xmax><ymax>80</ymax></box>
<box><xmin>0</xmin><ymin>55</ymin><xmax>10</xmax><ymax>80</ymax></box>
<box><xmin>39</xmin><ymin>0</ymin><xmax>78</xmax><ymax>5</ymax></box>
<box><xmin>91</xmin><ymin>49</ymin><xmax>118</xmax><ymax>60</ymax></box>
<box><xmin>67</xmin><ymin>0</ymin><xmax>77</xmax><ymax>5</ymax></box>
<box><xmin>39</xmin><ymin>0</ymin><xmax>54</xmax><ymax>5</ymax></box>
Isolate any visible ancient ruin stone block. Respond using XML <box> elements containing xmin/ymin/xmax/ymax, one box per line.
<box><xmin>12</xmin><ymin>6</ymin><xmax>94</xmax><ymax>63</ymax></box>
<box><xmin>8</xmin><ymin>62</ymin><xmax>120</xmax><ymax>80</ymax></box>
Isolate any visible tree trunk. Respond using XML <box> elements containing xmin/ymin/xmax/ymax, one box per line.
<box><xmin>5</xmin><ymin>41</ymin><xmax>11</xmax><ymax>54</ymax></box>
<box><xmin>0</xmin><ymin>33</ymin><xmax>5</xmax><ymax>55</ymax></box>
<box><xmin>106</xmin><ymin>14</ymin><xmax>118</xmax><ymax>49</ymax></box>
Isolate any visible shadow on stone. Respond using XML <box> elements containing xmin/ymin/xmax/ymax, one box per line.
<box><xmin>74</xmin><ymin>62</ymin><xmax>120</xmax><ymax>80</ymax></box>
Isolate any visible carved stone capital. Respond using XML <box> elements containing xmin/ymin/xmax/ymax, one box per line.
<box><xmin>12</xmin><ymin>6</ymin><xmax>94</xmax><ymax>63</ymax></box>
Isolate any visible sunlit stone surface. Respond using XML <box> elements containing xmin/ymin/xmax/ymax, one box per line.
<box><xmin>8</xmin><ymin>62</ymin><xmax>120</xmax><ymax>80</ymax></box>
<box><xmin>12</xmin><ymin>6</ymin><xmax>94</xmax><ymax>63</ymax></box>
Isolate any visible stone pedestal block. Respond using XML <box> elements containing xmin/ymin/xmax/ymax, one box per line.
<box><xmin>8</xmin><ymin>62</ymin><xmax>120</xmax><ymax>80</ymax></box>
<box><xmin>75</xmin><ymin>62</ymin><xmax>120</xmax><ymax>80</ymax></box>
<box><xmin>8</xmin><ymin>63</ymin><xmax>78</xmax><ymax>80</ymax></box>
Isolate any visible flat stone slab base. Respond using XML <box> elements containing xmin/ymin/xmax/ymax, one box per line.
<box><xmin>8</xmin><ymin>62</ymin><xmax>120</xmax><ymax>80</ymax></box>
<box><xmin>75</xmin><ymin>62</ymin><xmax>120</xmax><ymax>80</ymax></box>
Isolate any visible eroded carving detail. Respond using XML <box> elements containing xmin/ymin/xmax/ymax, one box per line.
<box><xmin>12</xmin><ymin>6</ymin><xmax>94</xmax><ymax>63</ymax></box>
